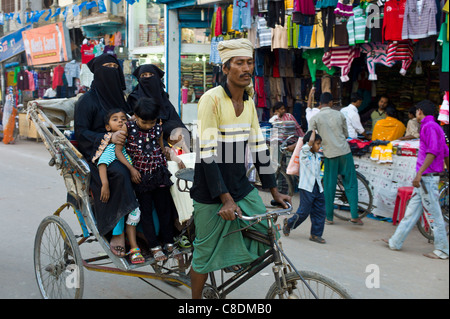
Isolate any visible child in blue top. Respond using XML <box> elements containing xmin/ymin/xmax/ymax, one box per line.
<box><xmin>97</xmin><ymin>109</ymin><xmax>144</xmax><ymax>264</ymax></box>
<box><xmin>283</xmin><ymin>130</ymin><xmax>326</xmax><ymax>244</ymax></box>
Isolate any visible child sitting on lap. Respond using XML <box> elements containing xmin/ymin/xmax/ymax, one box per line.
<box><xmin>96</xmin><ymin>109</ymin><xmax>144</xmax><ymax>264</ymax></box>
<box><xmin>115</xmin><ymin>97</ymin><xmax>182</xmax><ymax>262</ymax></box>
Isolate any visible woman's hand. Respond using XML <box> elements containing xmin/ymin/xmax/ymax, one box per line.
<box><xmin>111</xmin><ymin>130</ymin><xmax>127</xmax><ymax>146</ymax></box>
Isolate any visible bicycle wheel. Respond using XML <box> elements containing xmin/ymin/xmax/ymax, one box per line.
<box><xmin>34</xmin><ymin>215</ymin><xmax>84</xmax><ymax>299</ymax></box>
<box><xmin>333</xmin><ymin>172</ymin><xmax>373</xmax><ymax>221</ymax></box>
<box><xmin>416</xmin><ymin>182</ymin><xmax>449</xmax><ymax>241</ymax></box>
<box><xmin>265</xmin><ymin>271</ymin><xmax>352</xmax><ymax>299</ymax></box>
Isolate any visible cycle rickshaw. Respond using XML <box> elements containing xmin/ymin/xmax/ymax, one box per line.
<box><xmin>29</xmin><ymin>101</ymin><xmax>351</xmax><ymax>299</ymax></box>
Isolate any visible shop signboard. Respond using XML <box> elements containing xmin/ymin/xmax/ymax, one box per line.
<box><xmin>21</xmin><ymin>22</ymin><xmax>72</xmax><ymax>66</ymax></box>
<box><xmin>0</xmin><ymin>25</ymin><xmax>32</xmax><ymax>63</ymax></box>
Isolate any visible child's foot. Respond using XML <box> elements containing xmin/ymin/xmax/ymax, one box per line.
<box><xmin>151</xmin><ymin>246</ymin><xmax>167</xmax><ymax>262</ymax></box>
<box><xmin>309</xmin><ymin>235</ymin><xmax>326</xmax><ymax>244</ymax></box>
<box><xmin>127</xmin><ymin>248</ymin><xmax>145</xmax><ymax>264</ymax></box>
<box><xmin>283</xmin><ymin>219</ymin><xmax>291</xmax><ymax>236</ymax></box>
<box><xmin>165</xmin><ymin>243</ymin><xmax>183</xmax><ymax>261</ymax></box>
<box><xmin>110</xmin><ymin>234</ymin><xmax>126</xmax><ymax>257</ymax></box>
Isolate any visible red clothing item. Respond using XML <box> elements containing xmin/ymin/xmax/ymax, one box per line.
<box><xmin>52</xmin><ymin>65</ymin><xmax>65</xmax><ymax>89</ymax></box>
<box><xmin>81</xmin><ymin>44</ymin><xmax>95</xmax><ymax>64</ymax></box>
<box><xmin>383</xmin><ymin>0</ymin><xmax>407</xmax><ymax>41</ymax></box>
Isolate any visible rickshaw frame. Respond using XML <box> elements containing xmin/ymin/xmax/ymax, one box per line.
<box><xmin>29</xmin><ymin>101</ymin><xmax>192</xmax><ymax>299</ymax></box>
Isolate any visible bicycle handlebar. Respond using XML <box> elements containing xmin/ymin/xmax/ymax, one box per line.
<box><xmin>234</xmin><ymin>201</ymin><xmax>293</xmax><ymax>222</ymax></box>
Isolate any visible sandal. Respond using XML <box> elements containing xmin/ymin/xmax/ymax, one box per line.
<box><xmin>165</xmin><ymin>243</ymin><xmax>183</xmax><ymax>260</ymax></box>
<box><xmin>283</xmin><ymin>219</ymin><xmax>291</xmax><ymax>236</ymax></box>
<box><xmin>349</xmin><ymin>219</ymin><xmax>364</xmax><ymax>226</ymax></box>
<box><xmin>151</xmin><ymin>246</ymin><xmax>167</xmax><ymax>262</ymax></box>
<box><xmin>309</xmin><ymin>235</ymin><xmax>326</xmax><ymax>244</ymax></box>
<box><xmin>127</xmin><ymin>248</ymin><xmax>145</xmax><ymax>264</ymax></box>
<box><xmin>178</xmin><ymin>235</ymin><xmax>192</xmax><ymax>248</ymax></box>
<box><xmin>223</xmin><ymin>265</ymin><xmax>243</xmax><ymax>273</ymax></box>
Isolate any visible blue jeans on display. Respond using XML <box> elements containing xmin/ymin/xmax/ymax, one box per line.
<box><xmin>389</xmin><ymin>175</ymin><xmax>449</xmax><ymax>256</ymax></box>
<box><xmin>232</xmin><ymin>0</ymin><xmax>251</xmax><ymax>30</ymax></box>
<box><xmin>287</xmin><ymin>182</ymin><xmax>326</xmax><ymax>237</ymax></box>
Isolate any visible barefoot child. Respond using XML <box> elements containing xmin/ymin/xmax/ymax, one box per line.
<box><xmin>283</xmin><ymin>130</ymin><xmax>327</xmax><ymax>244</ymax></box>
<box><xmin>97</xmin><ymin>109</ymin><xmax>144</xmax><ymax>264</ymax></box>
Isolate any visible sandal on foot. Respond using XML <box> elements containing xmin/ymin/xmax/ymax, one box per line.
<box><xmin>165</xmin><ymin>243</ymin><xmax>183</xmax><ymax>260</ymax></box>
<box><xmin>309</xmin><ymin>235</ymin><xmax>326</xmax><ymax>244</ymax></box>
<box><xmin>283</xmin><ymin>219</ymin><xmax>291</xmax><ymax>236</ymax></box>
<box><xmin>178</xmin><ymin>235</ymin><xmax>192</xmax><ymax>248</ymax></box>
<box><xmin>349</xmin><ymin>219</ymin><xmax>364</xmax><ymax>226</ymax></box>
<box><xmin>151</xmin><ymin>246</ymin><xmax>167</xmax><ymax>262</ymax></box>
<box><xmin>223</xmin><ymin>265</ymin><xmax>243</xmax><ymax>273</ymax></box>
<box><xmin>127</xmin><ymin>248</ymin><xmax>145</xmax><ymax>264</ymax></box>
<box><xmin>325</xmin><ymin>219</ymin><xmax>334</xmax><ymax>225</ymax></box>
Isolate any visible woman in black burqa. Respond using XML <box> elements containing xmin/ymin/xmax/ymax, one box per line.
<box><xmin>74</xmin><ymin>53</ymin><xmax>138</xmax><ymax>257</ymax></box>
<box><xmin>127</xmin><ymin>64</ymin><xmax>189</xmax><ymax>150</ymax></box>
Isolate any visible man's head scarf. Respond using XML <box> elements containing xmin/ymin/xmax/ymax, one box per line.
<box><xmin>218</xmin><ymin>38</ymin><xmax>255</xmax><ymax>98</ymax></box>
<box><xmin>87</xmin><ymin>53</ymin><xmax>130</xmax><ymax>112</ymax></box>
<box><xmin>218</xmin><ymin>38</ymin><xmax>254</xmax><ymax>64</ymax></box>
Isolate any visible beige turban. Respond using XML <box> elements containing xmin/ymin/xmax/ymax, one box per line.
<box><xmin>218</xmin><ymin>38</ymin><xmax>254</xmax><ymax>64</ymax></box>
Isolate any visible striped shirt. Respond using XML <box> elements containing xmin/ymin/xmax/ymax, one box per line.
<box><xmin>386</xmin><ymin>40</ymin><xmax>414</xmax><ymax>74</ymax></box>
<box><xmin>402</xmin><ymin>0</ymin><xmax>438</xmax><ymax>40</ymax></box>
<box><xmin>322</xmin><ymin>46</ymin><xmax>360</xmax><ymax>82</ymax></box>
<box><xmin>191</xmin><ymin>84</ymin><xmax>276</xmax><ymax>204</ymax></box>
<box><xmin>97</xmin><ymin>143</ymin><xmax>132</xmax><ymax>167</ymax></box>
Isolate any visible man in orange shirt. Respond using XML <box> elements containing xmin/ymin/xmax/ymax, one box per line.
<box><xmin>371</xmin><ymin>107</ymin><xmax>406</xmax><ymax>141</ymax></box>
<box><xmin>370</xmin><ymin>107</ymin><xmax>406</xmax><ymax>163</ymax></box>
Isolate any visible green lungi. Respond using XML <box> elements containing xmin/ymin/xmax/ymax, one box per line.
<box><xmin>323</xmin><ymin>152</ymin><xmax>359</xmax><ymax>221</ymax></box>
<box><xmin>191</xmin><ymin>188</ymin><xmax>274</xmax><ymax>274</ymax></box>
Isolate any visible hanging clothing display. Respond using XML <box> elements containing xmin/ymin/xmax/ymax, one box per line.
<box><xmin>322</xmin><ymin>46</ymin><xmax>360</xmax><ymax>82</ymax></box>
<box><xmin>386</xmin><ymin>40</ymin><xmax>414</xmax><ymax>75</ymax></box>
<box><xmin>402</xmin><ymin>0</ymin><xmax>438</xmax><ymax>40</ymax></box>
<box><xmin>360</xmin><ymin>43</ymin><xmax>395</xmax><ymax>80</ymax></box>
<box><xmin>382</xmin><ymin>0</ymin><xmax>407</xmax><ymax>41</ymax></box>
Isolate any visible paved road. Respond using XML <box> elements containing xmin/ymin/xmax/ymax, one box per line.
<box><xmin>0</xmin><ymin>139</ymin><xmax>448</xmax><ymax>299</ymax></box>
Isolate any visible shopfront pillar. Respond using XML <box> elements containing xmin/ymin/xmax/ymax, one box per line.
<box><xmin>165</xmin><ymin>7</ymin><xmax>180</xmax><ymax>114</ymax></box>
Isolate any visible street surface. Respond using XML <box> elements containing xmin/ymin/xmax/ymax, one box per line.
<box><xmin>0</xmin><ymin>139</ymin><xmax>448</xmax><ymax>299</ymax></box>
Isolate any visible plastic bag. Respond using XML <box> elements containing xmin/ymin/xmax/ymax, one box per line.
<box><xmin>286</xmin><ymin>138</ymin><xmax>304</xmax><ymax>176</ymax></box>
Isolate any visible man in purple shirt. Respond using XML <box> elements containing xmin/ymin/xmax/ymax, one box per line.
<box><xmin>384</xmin><ymin>100</ymin><xmax>449</xmax><ymax>260</ymax></box>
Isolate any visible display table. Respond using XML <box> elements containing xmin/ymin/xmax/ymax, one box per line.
<box><xmin>353</xmin><ymin>140</ymin><xmax>419</xmax><ymax>218</ymax></box>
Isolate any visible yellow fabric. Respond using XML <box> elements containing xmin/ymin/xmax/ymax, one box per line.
<box><xmin>227</xmin><ymin>5</ymin><xmax>234</xmax><ymax>33</ymax></box>
<box><xmin>444</xmin><ymin>1</ymin><xmax>449</xmax><ymax>41</ymax></box>
<box><xmin>371</xmin><ymin>116</ymin><xmax>406</xmax><ymax>142</ymax></box>
<box><xmin>285</xmin><ymin>0</ymin><xmax>294</xmax><ymax>10</ymax></box>
<box><xmin>370</xmin><ymin>143</ymin><xmax>393</xmax><ymax>163</ymax></box>
<box><xmin>310</xmin><ymin>12</ymin><xmax>325</xmax><ymax>48</ymax></box>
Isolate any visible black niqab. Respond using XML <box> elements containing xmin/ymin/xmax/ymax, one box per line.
<box><xmin>87</xmin><ymin>53</ymin><xmax>130</xmax><ymax>113</ymax></box>
<box><xmin>130</xmin><ymin>64</ymin><xmax>170</xmax><ymax>120</ymax></box>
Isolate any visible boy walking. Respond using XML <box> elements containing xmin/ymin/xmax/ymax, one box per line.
<box><xmin>283</xmin><ymin>130</ymin><xmax>326</xmax><ymax>243</ymax></box>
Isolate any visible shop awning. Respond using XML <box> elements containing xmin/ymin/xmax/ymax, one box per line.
<box><xmin>155</xmin><ymin>0</ymin><xmax>198</xmax><ymax>9</ymax></box>
<box><xmin>0</xmin><ymin>25</ymin><xmax>32</xmax><ymax>63</ymax></box>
